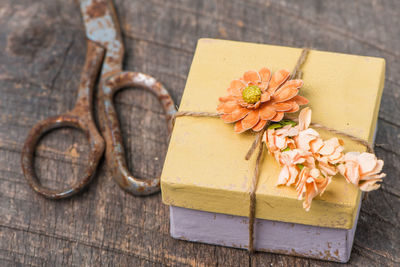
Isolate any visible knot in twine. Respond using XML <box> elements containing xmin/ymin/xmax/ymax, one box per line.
<box><xmin>172</xmin><ymin>48</ymin><xmax>374</xmax><ymax>253</ymax></box>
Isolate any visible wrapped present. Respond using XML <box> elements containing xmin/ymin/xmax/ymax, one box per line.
<box><xmin>161</xmin><ymin>39</ymin><xmax>385</xmax><ymax>262</ymax></box>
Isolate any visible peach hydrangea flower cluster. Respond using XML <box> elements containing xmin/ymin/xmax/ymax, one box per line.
<box><xmin>264</xmin><ymin>107</ymin><xmax>385</xmax><ymax>211</ymax></box>
<box><xmin>217</xmin><ymin>68</ymin><xmax>309</xmax><ymax>133</ymax></box>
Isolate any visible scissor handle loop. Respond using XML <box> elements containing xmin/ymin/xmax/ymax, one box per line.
<box><xmin>98</xmin><ymin>71</ymin><xmax>176</xmax><ymax>196</ymax></box>
<box><xmin>21</xmin><ymin>40</ymin><xmax>105</xmax><ymax>199</ymax></box>
<box><xmin>21</xmin><ymin>113</ymin><xmax>105</xmax><ymax>199</ymax></box>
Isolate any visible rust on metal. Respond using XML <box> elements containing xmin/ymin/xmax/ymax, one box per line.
<box><xmin>80</xmin><ymin>0</ymin><xmax>123</xmax><ymax>78</ymax></box>
<box><xmin>98</xmin><ymin>71</ymin><xmax>176</xmax><ymax>195</ymax></box>
<box><xmin>21</xmin><ymin>40</ymin><xmax>105</xmax><ymax>199</ymax></box>
<box><xmin>21</xmin><ymin>0</ymin><xmax>176</xmax><ymax>198</ymax></box>
<box><xmin>85</xmin><ymin>0</ymin><xmax>107</xmax><ymax>18</ymax></box>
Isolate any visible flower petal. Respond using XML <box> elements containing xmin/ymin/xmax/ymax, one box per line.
<box><xmin>259</xmin><ymin>81</ymin><xmax>269</xmax><ymax>90</ymax></box>
<box><xmin>303</xmin><ymin>183</ymin><xmax>318</xmax><ymax>211</ymax></box>
<box><xmin>296</xmin><ymin>167</ymin><xmax>308</xmax><ymax>192</ymax></box>
<box><xmin>228</xmin><ymin>80</ymin><xmax>246</xmax><ymax>96</ymax></box>
<box><xmin>243</xmin><ymin>70</ymin><xmax>261</xmax><ymax>84</ymax></box>
<box><xmin>274</xmin><ymin>79</ymin><xmax>303</xmax><ymax>102</ymax></box>
<box><xmin>286</xmin><ymin>127</ymin><xmax>299</xmax><ymax>137</ymax></box>
<box><xmin>219</xmin><ymin>95</ymin><xmax>235</xmax><ymax>103</ymax></box>
<box><xmin>266</xmin><ymin>130</ymin><xmax>277</xmax><ymax>152</ymax></box>
<box><xmin>259</xmin><ymin>67</ymin><xmax>271</xmax><ymax>83</ymax></box>
<box><xmin>252</xmin><ymin>119</ymin><xmax>268</xmax><ymax>132</ymax></box>
<box><xmin>234</xmin><ymin>120</ymin><xmax>246</xmax><ymax>133</ymax></box>
<box><xmin>298</xmin><ymin>107</ymin><xmax>312</xmax><ymax>130</ymax></box>
<box><xmin>275</xmin><ymin>135</ymin><xmax>287</xmax><ymax>150</ymax></box>
<box><xmin>286</xmin><ymin>101</ymin><xmax>299</xmax><ymax>113</ymax></box>
<box><xmin>319</xmin><ymin>138</ymin><xmax>340</xmax><ymax>155</ymax></box>
<box><xmin>287</xmin><ymin>166</ymin><xmax>299</xmax><ymax>185</ymax></box>
<box><xmin>310</xmin><ymin>138</ymin><xmax>324</xmax><ymax>153</ymax></box>
<box><xmin>259</xmin><ymin>104</ymin><xmax>276</xmax><ymax>120</ymax></box>
<box><xmin>292</xmin><ymin>95</ymin><xmax>309</xmax><ymax>106</ymax></box>
<box><xmin>344</xmin><ymin>161</ymin><xmax>360</xmax><ymax>185</ymax></box>
<box><xmin>319</xmin><ymin>162</ymin><xmax>338</xmax><ymax>176</ymax></box>
<box><xmin>297</xmin><ymin>130</ymin><xmax>318</xmax><ymax>151</ymax></box>
<box><xmin>367</xmin><ymin>159</ymin><xmax>384</xmax><ymax>177</ymax></box>
<box><xmin>260</xmin><ymin>92</ymin><xmax>270</xmax><ymax>102</ymax></box>
<box><xmin>241</xmin><ymin>110</ymin><xmax>260</xmax><ymax>130</ymax></box>
<box><xmin>277</xmin><ymin>165</ymin><xmax>290</xmax><ymax>185</ymax></box>
<box><xmin>358</xmin><ymin>179</ymin><xmax>382</xmax><ymax>192</ymax></box>
<box><xmin>272</xmin><ymin>102</ymin><xmax>294</xmax><ymax>111</ymax></box>
<box><xmin>281</xmin><ymin>79</ymin><xmax>303</xmax><ymax>90</ymax></box>
<box><xmin>328</xmin><ymin>150</ymin><xmax>344</xmax><ymax>163</ymax></box>
<box><xmin>220</xmin><ymin>108</ymin><xmax>250</xmax><ymax>123</ymax></box>
<box><xmin>273</xmin><ymin>87</ymin><xmax>299</xmax><ymax>103</ymax></box>
<box><xmin>344</xmin><ymin>151</ymin><xmax>360</xmax><ymax>161</ymax></box>
<box><xmin>268</xmin><ymin>69</ymin><xmax>290</xmax><ymax>92</ymax></box>
<box><xmin>216</xmin><ymin>101</ymin><xmax>239</xmax><ymax>114</ymax></box>
<box><xmin>316</xmin><ymin>176</ymin><xmax>331</xmax><ymax>196</ymax></box>
<box><xmin>358</xmin><ymin>153</ymin><xmax>378</xmax><ymax>174</ymax></box>
<box><xmin>362</xmin><ymin>172</ymin><xmax>386</xmax><ymax>181</ymax></box>
<box><xmin>310</xmin><ymin>168</ymin><xmax>321</xmax><ymax>178</ymax></box>
<box><xmin>271</xmin><ymin>112</ymin><xmax>284</xmax><ymax>122</ymax></box>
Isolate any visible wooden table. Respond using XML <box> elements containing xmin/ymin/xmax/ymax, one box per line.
<box><xmin>1</xmin><ymin>0</ymin><xmax>399</xmax><ymax>266</ymax></box>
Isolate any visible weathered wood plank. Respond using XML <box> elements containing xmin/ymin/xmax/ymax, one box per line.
<box><xmin>0</xmin><ymin>0</ymin><xmax>399</xmax><ymax>266</ymax></box>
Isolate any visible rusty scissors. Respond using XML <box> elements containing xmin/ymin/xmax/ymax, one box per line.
<box><xmin>21</xmin><ymin>0</ymin><xmax>177</xmax><ymax>199</ymax></box>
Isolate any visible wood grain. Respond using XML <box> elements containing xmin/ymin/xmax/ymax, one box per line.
<box><xmin>0</xmin><ymin>0</ymin><xmax>399</xmax><ymax>266</ymax></box>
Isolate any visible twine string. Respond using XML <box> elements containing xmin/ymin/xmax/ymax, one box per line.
<box><xmin>172</xmin><ymin>111</ymin><xmax>222</xmax><ymax>126</ymax></box>
<box><xmin>290</xmin><ymin>48</ymin><xmax>310</xmax><ymax>80</ymax></box>
<box><xmin>245</xmin><ymin>129</ymin><xmax>266</xmax><ymax>160</ymax></box>
<box><xmin>171</xmin><ymin>48</ymin><xmax>374</xmax><ymax>253</ymax></box>
<box><xmin>284</xmin><ymin>114</ymin><xmax>374</xmax><ymax>153</ymax></box>
<box><xmin>247</xmin><ymin>127</ymin><xmax>266</xmax><ymax>253</ymax></box>
<box><xmin>311</xmin><ymin>122</ymin><xmax>374</xmax><ymax>153</ymax></box>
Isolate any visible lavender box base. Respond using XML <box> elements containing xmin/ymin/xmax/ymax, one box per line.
<box><xmin>169</xmin><ymin>203</ymin><xmax>361</xmax><ymax>263</ymax></box>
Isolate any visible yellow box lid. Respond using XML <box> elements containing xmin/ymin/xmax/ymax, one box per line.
<box><xmin>161</xmin><ymin>39</ymin><xmax>385</xmax><ymax>229</ymax></box>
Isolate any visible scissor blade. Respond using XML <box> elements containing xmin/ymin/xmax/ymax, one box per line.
<box><xmin>80</xmin><ymin>0</ymin><xmax>124</xmax><ymax>77</ymax></box>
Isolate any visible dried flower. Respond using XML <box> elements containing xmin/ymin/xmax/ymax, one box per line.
<box><xmin>295</xmin><ymin>167</ymin><xmax>331</xmax><ymax>211</ymax></box>
<box><xmin>217</xmin><ymin>68</ymin><xmax>308</xmax><ymax>133</ymax></box>
<box><xmin>265</xmin><ymin>125</ymin><xmax>298</xmax><ymax>156</ymax></box>
<box><xmin>264</xmin><ymin>107</ymin><xmax>385</xmax><ymax>211</ymax></box>
<box><xmin>294</xmin><ymin>107</ymin><xmax>319</xmax><ymax>151</ymax></box>
<box><xmin>276</xmin><ymin>149</ymin><xmax>312</xmax><ymax>186</ymax></box>
<box><xmin>294</xmin><ymin>108</ymin><xmax>343</xmax><ymax>177</ymax></box>
<box><xmin>338</xmin><ymin>152</ymin><xmax>386</xmax><ymax>191</ymax></box>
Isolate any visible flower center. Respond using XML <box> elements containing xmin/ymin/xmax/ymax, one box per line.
<box><xmin>242</xmin><ymin>85</ymin><xmax>262</xmax><ymax>104</ymax></box>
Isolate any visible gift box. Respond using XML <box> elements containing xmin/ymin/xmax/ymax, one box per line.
<box><xmin>161</xmin><ymin>39</ymin><xmax>385</xmax><ymax>262</ymax></box>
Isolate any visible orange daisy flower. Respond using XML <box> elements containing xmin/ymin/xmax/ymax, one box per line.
<box><xmin>217</xmin><ymin>68</ymin><xmax>309</xmax><ymax>133</ymax></box>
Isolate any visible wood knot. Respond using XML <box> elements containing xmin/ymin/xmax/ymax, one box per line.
<box><xmin>7</xmin><ymin>22</ymin><xmax>54</xmax><ymax>58</ymax></box>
